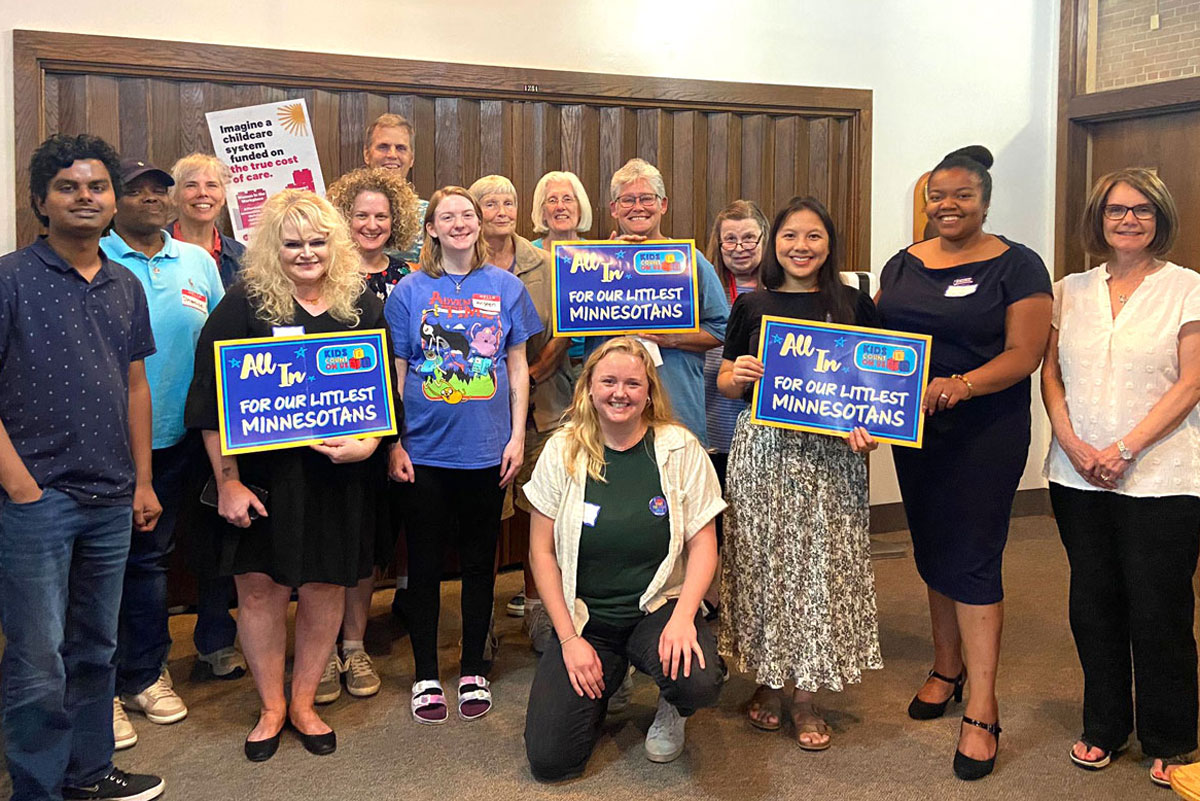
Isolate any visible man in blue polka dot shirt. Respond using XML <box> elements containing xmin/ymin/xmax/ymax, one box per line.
<box><xmin>0</xmin><ymin>134</ymin><xmax>165</xmax><ymax>801</ymax></box>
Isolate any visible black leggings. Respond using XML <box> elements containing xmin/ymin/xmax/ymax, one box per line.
<box><xmin>400</xmin><ymin>464</ymin><xmax>504</xmax><ymax>680</ymax></box>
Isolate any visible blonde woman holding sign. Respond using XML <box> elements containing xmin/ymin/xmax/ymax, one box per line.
<box><xmin>185</xmin><ymin>190</ymin><xmax>398</xmax><ymax>761</ymax></box>
<box><xmin>717</xmin><ymin>196</ymin><xmax>881</xmax><ymax>751</ymax></box>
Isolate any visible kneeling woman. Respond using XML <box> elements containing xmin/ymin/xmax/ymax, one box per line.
<box><xmin>523</xmin><ymin>337</ymin><xmax>725</xmax><ymax>781</ymax></box>
<box><xmin>186</xmin><ymin>190</ymin><xmax>396</xmax><ymax>760</ymax></box>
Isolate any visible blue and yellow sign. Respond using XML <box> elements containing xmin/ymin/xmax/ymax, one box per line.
<box><xmin>750</xmin><ymin>316</ymin><xmax>931</xmax><ymax>448</ymax></box>
<box><xmin>550</xmin><ymin>240</ymin><xmax>700</xmax><ymax>336</ymax></box>
<box><xmin>214</xmin><ymin>329</ymin><xmax>396</xmax><ymax>455</ymax></box>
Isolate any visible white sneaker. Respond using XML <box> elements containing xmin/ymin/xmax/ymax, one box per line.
<box><xmin>607</xmin><ymin>666</ymin><xmax>636</xmax><ymax>714</ymax></box>
<box><xmin>343</xmin><ymin>649</ymin><xmax>381</xmax><ymax>697</ymax></box>
<box><xmin>120</xmin><ymin>671</ymin><xmax>187</xmax><ymax>724</ymax></box>
<box><xmin>112</xmin><ymin>696</ymin><xmax>137</xmax><ymax>750</ymax></box>
<box><xmin>644</xmin><ymin>694</ymin><xmax>686</xmax><ymax>763</ymax></box>
<box><xmin>315</xmin><ymin>653</ymin><xmax>343</xmax><ymax>704</ymax></box>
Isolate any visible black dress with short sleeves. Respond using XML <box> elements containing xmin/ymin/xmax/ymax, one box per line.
<box><xmin>184</xmin><ymin>284</ymin><xmax>400</xmax><ymax>587</ymax></box>
<box><xmin>877</xmin><ymin>237</ymin><xmax>1051</xmax><ymax>604</ymax></box>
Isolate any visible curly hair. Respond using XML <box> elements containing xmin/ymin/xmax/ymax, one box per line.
<box><xmin>242</xmin><ymin>190</ymin><xmax>365</xmax><ymax>326</ymax></box>
<box><xmin>562</xmin><ymin>337</ymin><xmax>676</xmax><ymax>482</ymax></box>
<box><xmin>327</xmin><ymin>167</ymin><xmax>421</xmax><ymax>252</ymax></box>
<box><xmin>29</xmin><ymin>133</ymin><xmax>123</xmax><ymax>227</ymax></box>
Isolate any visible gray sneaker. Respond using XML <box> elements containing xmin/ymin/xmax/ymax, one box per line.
<box><xmin>523</xmin><ymin>601</ymin><xmax>554</xmax><ymax>655</ymax></box>
<box><xmin>197</xmin><ymin>646</ymin><xmax>247</xmax><ymax>680</ymax></box>
<box><xmin>608</xmin><ymin>666</ymin><xmax>636</xmax><ymax>714</ymax></box>
<box><xmin>315</xmin><ymin>653</ymin><xmax>343</xmax><ymax>704</ymax></box>
<box><xmin>644</xmin><ymin>694</ymin><xmax>686</xmax><ymax>763</ymax></box>
<box><xmin>343</xmin><ymin>650</ymin><xmax>381</xmax><ymax>697</ymax></box>
<box><xmin>120</xmin><ymin>671</ymin><xmax>187</xmax><ymax>725</ymax></box>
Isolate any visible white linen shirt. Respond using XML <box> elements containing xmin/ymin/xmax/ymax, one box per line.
<box><xmin>1045</xmin><ymin>262</ymin><xmax>1200</xmax><ymax>497</ymax></box>
<box><xmin>523</xmin><ymin>422</ymin><xmax>727</xmax><ymax>635</ymax></box>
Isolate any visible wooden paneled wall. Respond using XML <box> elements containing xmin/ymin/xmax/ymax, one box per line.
<box><xmin>15</xmin><ymin>31</ymin><xmax>873</xmax><ymax>268</ymax></box>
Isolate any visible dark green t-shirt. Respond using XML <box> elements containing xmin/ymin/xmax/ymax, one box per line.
<box><xmin>576</xmin><ymin>429</ymin><xmax>671</xmax><ymax>626</ymax></box>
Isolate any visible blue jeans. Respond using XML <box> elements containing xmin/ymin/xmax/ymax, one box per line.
<box><xmin>0</xmin><ymin>489</ymin><xmax>131</xmax><ymax>801</ymax></box>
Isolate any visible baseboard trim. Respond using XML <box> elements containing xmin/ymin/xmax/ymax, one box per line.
<box><xmin>869</xmin><ymin>487</ymin><xmax>1051</xmax><ymax>534</ymax></box>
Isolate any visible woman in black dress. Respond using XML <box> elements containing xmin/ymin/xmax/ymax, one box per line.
<box><xmin>876</xmin><ymin>146</ymin><xmax>1051</xmax><ymax>780</ymax></box>
<box><xmin>186</xmin><ymin>190</ymin><xmax>397</xmax><ymax>761</ymax></box>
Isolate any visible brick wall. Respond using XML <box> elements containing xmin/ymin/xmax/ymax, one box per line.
<box><xmin>1096</xmin><ymin>0</ymin><xmax>1200</xmax><ymax>90</ymax></box>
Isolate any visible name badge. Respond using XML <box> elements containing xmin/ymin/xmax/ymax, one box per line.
<box><xmin>583</xmin><ymin>502</ymin><xmax>600</xmax><ymax>527</ymax></box>
<box><xmin>181</xmin><ymin>288</ymin><xmax>208</xmax><ymax>313</ymax></box>
<box><xmin>944</xmin><ymin>277</ymin><xmax>978</xmax><ymax>298</ymax></box>
<box><xmin>272</xmin><ymin>325</ymin><xmax>305</xmax><ymax>337</ymax></box>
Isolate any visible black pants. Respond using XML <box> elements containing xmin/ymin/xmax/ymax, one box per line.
<box><xmin>1050</xmin><ymin>483</ymin><xmax>1200</xmax><ymax>756</ymax></box>
<box><xmin>524</xmin><ymin>602</ymin><xmax>723</xmax><ymax>782</ymax></box>
<box><xmin>400</xmin><ymin>464</ymin><xmax>503</xmax><ymax>680</ymax></box>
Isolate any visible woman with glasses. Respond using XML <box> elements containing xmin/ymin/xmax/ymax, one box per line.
<box><xmin>876</xmin><ymin>146</ymin><xmax>1052</xmax><ymax>780</ymax></box>
<box><xmin>717</xmin><ymin>196</ymin><xmax>882</xmax><ymax>750</ymax></box>
<box><xmin>1042</xmin><ymin>168</ymin><xmax>1200</xmax><ymax>788</ymax></box>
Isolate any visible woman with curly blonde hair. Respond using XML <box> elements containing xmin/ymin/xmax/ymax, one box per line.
<box><xmin>522</xmin><ymin>337</ymin><xmax>725</xmax><ymax>780</ymax></box>
<box><xmin>328</xmin><ymin>167</ymin><xmax>420</xmax><ymax>300</ymax></box>
<box><xmin>185</xmin><ymin>189</ymin><xmax>399</xmax><ymax>761</ymax></box>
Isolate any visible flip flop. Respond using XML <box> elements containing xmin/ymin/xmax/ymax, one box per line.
<box><xmin>792</xmin><ymin>702</ymin><xmax>832</xmax><ymax>751</ymax></box>
<box><xmin>747</xmin><ymin>685</ymin><xmax>782</xmax><ymax>731</ymax></box>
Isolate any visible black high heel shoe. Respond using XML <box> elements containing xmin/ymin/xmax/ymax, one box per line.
<box><xmin>953</xmin><ymin>715</ymin><xmax>1001</xmax><ymax>780</ymax></box>
<box><xmin>907</xmin><ymin>668</ymin><xmax>965</xmax><ymax>720</ymax></box>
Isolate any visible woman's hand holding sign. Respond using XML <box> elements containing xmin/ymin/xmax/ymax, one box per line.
<box><xmin>731</xmin><ymin>355</ymin><xmax>765</xmax><ymax>390</ymax></box>
<box><xmin>310</xmin><ymin>435</ymin><xmax>380</xmax><ymax>464</ymax></box>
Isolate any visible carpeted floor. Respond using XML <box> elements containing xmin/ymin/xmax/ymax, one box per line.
<box><xmin>0</xmin><ymin>516</ymin><xmax>1176</xmax><ymax>799</ymax></box>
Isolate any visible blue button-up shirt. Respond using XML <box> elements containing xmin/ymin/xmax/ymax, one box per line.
<box><xmin>0</xmin><ymin>238</ymin><xmax>156</xmax><ymax>504</ymax></box>
<box><xmin>101</xmin><ymin>229</ymin><xmax>224</xmax><ymax>449</ymax></box>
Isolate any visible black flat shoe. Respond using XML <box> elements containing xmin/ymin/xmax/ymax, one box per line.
<box><xmin>907</xmin><ymin>668</ymin><xmax>965</xmax><ymax>720</ymax></box>
<box><xmin>953</xmin><ymin>715</ymin><xmax>1001</xmax><ymax>781</ymax></box>
<box><xmin>293</xmin><ymin>726</ymin><xmax>336</xmax><ymax>756</ymax></box>
<box><xmin>244</xmin><ymin>728</ymin><xmax>283</xmax><ymax>762</ymax></box>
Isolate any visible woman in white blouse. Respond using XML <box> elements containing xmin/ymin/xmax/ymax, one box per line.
<box><xmin>1042</xmin><ymin>168</ymin><xmax>1200</xmax><ymax>788</ymax></box>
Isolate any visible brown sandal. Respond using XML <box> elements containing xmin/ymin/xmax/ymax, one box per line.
<box><xmin>746</xmin><ymin>686</ymin><xmax>782</xmax><ymax>731</ymax></box>
<box><xmin>792</xmin><ymin>702</ymin><xmax>832</xmax><ymax>751</ymax></box>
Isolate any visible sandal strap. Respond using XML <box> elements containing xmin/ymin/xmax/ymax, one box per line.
<box><xmin>412</xmin><ymin>679</ymin><xmax>444</xmax><ymax>696</ymax></box>
<box><xmin>457</xmin><ymin>689</ymin><xmax>491</xmax><ymax>705</ymax></box>
<box><xmin>962</xmin><ymin>715</ymin><xmax>1001</xmax><ymax>737</ymax></box>
<box><xmin>411</xmin><ymin>692</ymin><xmax>447</xmax><ymax>712</ymax></box>
<box><xmin>458</xmin><ymin>675</ymin><xmax>489</xmax><ymax>690</ymax></box>
<box><xmin>928</xmin><ymin>668</ymin><xmax>965</xmax><ymax>685</ymax></box>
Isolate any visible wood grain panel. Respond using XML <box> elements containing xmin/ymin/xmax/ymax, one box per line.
<box><xmin>670</xmin><ymin>110</ymin><xmax>695</xmax><ymax>242</ymax></box>
<box><xmin>308</xmin><ymin>90</ymin><xmax>340</xmax><ymax>183</ymax></box>
<box><xmin>147</xmin><ymin>79</ymin><xmax>182</xmax><ymax>166</ymax></box>
<box><xmin>808</xmin><ymin>117</ymin><xmax>831</xmax><ymax>205</ymax></box>
<box><xmin>433</xmin><ymin>96</ymin><xmax>461</xmax><ymax>189</ymax></box>
<box><xmin>740</xmin><ymin>114</ymin><xmax>768</xmax><ymax>209</ymax></box>
<box><xmin>178</xmin><ymin>82</ymin><xmax>207</xmax><ymax>157</ymax></box>
<box><xmin>338</xmin><ymin>92</ymin><xmax>366</xmax><ymax>175</ymax></box>
<box><xmin>85</xmin><ymin>76</ymin><xmax>121</xmax><ymax>146</ymax></box>
<box><xmin>409</xmin><ymin>95</ymin><xmax>436</xmax><ymax>196</ymax></box>
<box><xmin>117</xmin><ymin>78</ymin><xmax>150</xmax><ymax>160</ymax></box>
<box><xmin>457</xmin><ymin>98</ymin><xmax>482</xmax><ymax>186</ymax></box>
<box><xmin>57</xmin><ymin>74</ymin><xmax>86</xmax><ymax>136</ymax></box>
<box><xmin>479</xmin><ymin>100</ymin><xmax>504</xmax><ymax>178</ymax></box>
<box><xmin>772</xmin><ymin>116</ymin><xmax>797</xmax><ymax>212</ymax></box>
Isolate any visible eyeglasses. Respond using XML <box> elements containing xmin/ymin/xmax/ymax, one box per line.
<box><xmin>616</xmin><ymin>193</ymin><xmax>660</xmax><ymax>209</ymax></box>
<box><xmin>720</xmin><ymin>234</ymin><xmax>763</xmax><ymax>252</ymax></box>
<box><xmin>1103</xmin><ymin>204</ymin><xmax>1156</xmax><ymax>221</ymax></box>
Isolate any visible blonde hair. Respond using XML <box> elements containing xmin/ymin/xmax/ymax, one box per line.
<box><xmin>363</xmin><ymin>113</ymin><xmax>414</xmax><ymax>148</ymax></box>
<box><xmin>242</xmin><ymin>190</ymin><xmax>365</xmax><ymax>326</ymax></box>
<box><xmin>1080</xmin><ymin>167</ymin><xmax>1179</xmax><ymax>259</ymax></box>
<box><xmin>610</xmin><ymin>158</ymin><xmax>666</xmax><ymax>202</ymax></box>
<box><xmin>562</xmin><ymin>337</ymin><xmax>675</xmax><ymax>482</ymax></box>
<box><xmin>419</xmin><ymin>186</ymin><xmax>488</xmax><ymax>277</ymax></box>
<box><xmin>327</xmin><ymin>167</ymin><xmax>421</xmax><ymax>253</ymax></box>
<box><xmin>467</xmin><ymin>174</ymin><xmax>517</xmax><ymax>204</ymax></box>
<box><xmin>169</xmin><ymin>153</ymin><xmax>231</xmax><ymax>211</ymax></box>
<box><xmin>530</xmin><ymin>171</ymin><xmax>592</xmax><ymax>234</ymax></box>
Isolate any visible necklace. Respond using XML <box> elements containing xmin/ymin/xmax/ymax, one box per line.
<box><xmin>1110</xmin><ymin>260</ymin><xmax>1159</xmax><ymax>306</ymax></box>
<box><xmin>446</xmin><ymin>271</ymin><xmax>470</xmax><ymax>293</ymax></box>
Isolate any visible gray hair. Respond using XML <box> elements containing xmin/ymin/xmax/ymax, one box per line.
<box><xmin>609</xmin><ymin>158</ymin><xmax>666</xmax><ymax>202</ymax></box>
<box><xmin>530</xmin><ymin>170</ymin><xmax>592</xmax><ymax>234</ymax></box>
<box><xmin>468</xmin><ymin>174</ymin><xmax>518</xmax><ymax>205</ymax></box>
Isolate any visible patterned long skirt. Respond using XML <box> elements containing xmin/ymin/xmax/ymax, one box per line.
<box><xmin>718</xmin><ymin>410</ymin><xmax>882</xmax><ymax>692</ymax></box>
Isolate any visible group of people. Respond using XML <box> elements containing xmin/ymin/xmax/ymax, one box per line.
<box><xmin>0</xmin><ymin>108</ymin><xmax>1198</xmax><ymax>801</ymax></box>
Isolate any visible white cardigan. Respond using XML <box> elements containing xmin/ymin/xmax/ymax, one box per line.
<box><xmin>523</xmin><ymin>422</ymin><xmax>727</xmax><ymax>635</ymax></box>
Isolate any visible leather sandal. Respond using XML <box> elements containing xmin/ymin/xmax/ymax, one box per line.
<box><xmin>907</xmin><ymin>668</ymin><xmax>965</xmax><ymax>720</ymax></box>
<box><xmin>747</xmin><ymin>685</ymin><xmax>782</xmax><ymax>731</ymax></box>
<box><xmin>953</xmin><ymin>715</ymin><xmax>1001</xmax><ymax>780</ymax></box>
<box><xmin>457</xmin><ymin>675</ymin><xmax>492</xmax><ymax>721</ymax></box>
<box><xmin>791</xmin><ymin>702</ymin><xmax>831</xmax><ymax>751</ymax></box>
<box><xmin>410</xmin><ymin>680</ymin><xmax>448</xmax><ymax>725</ymax></box>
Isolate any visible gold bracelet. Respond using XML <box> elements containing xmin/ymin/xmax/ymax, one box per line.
<box><xmin>559</xmin><ymin>633</ymin><xmax>580</xmax><ymax>646</ymax></box>
<box><xmin>950</xmin><ymin>373</ymin><xmax>974</xmax><ymax>399</ymax></box>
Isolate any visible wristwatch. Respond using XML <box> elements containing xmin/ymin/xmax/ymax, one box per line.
<box><xmin>1116</xmin><ymin>439</ymin><xmax>1135</xmax><ymax>461</ymax></box>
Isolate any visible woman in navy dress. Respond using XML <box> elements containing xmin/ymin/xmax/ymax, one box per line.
<box><xmin>876</xmin><ymin>146</ymin><xmax>1052</xmax><ymax>780</ymax></box>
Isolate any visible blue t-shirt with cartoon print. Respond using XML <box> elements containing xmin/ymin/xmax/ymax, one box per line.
<box><xmin>385</xmin><ymin>264</ymin><xmax>542</xmax><ymax>469</ymax></box>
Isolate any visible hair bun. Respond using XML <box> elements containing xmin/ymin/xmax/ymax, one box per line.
<box><xmin>943</xmin><ymin>145</ymin><xmax>993</xmax><ymax>170</ymax></box>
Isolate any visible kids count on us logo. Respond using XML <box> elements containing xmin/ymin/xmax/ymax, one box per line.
<box><xmin>634</xmin><ymin>248</ymin><xmax>688</xmax><ymax>275</ymax></box>
<box><xmin>316</xmin><ymin>343</ymin><xmax>377</xmax><ymax>376</ymax></box>
<box><xmin>854</xmin><ymin>341</ymin><xmax>917</xmax><ymax>377</ymax></box>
